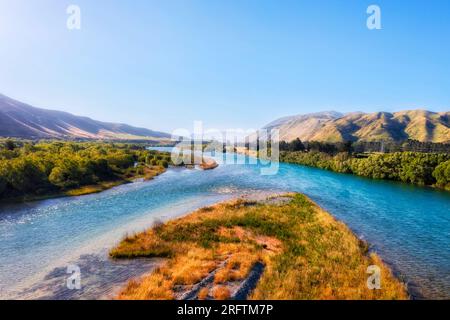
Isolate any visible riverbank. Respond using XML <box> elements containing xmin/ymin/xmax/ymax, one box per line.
<box><xmin>1</xmin><ymin>164</ymin><xmax>168</xmax><ymax>204</ymax></box>
<box><xmin>235</xmin><ymin>147</ymin><xmax>450</xmax><ymax>191</ymax></box>
<box><xmin>280</xmin><ymin>151</ymin><xmax>450</xmax><ymax>191</ymax></box>
<box><xmin>0</xmin><ymin>141</ymin><xmax>181</xmax><ymax>204</ymax></box>
<box><xmin>110</xmin><ymin>193</ymin><xmax>408</xmax><ymax>300</ymax></box>
<box><xmin>66</xmin><ymin>164</ymin><xmax>167</xmax><ymax>196</ymax></box>
<box><xmin>2</xmin><ymin>159</ymin><xmax>219</xmax><ymax>204</ymax></box>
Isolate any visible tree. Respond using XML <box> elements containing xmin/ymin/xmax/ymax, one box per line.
<box><xmin>8</xmin><ymin>158</ymin><xmax>48</xmax><ymax>193</ymax></box>
<box><xmin>433</xmin><ymin>160</ymin><xmax>450</xmax><ymax>189</ymax></box>
<box><xmin>49</xmin><ymin>167</ymin><xmax>67</xmax><ymax>188</ymax></box>
<box><xmin>159</xmin><ymin>160</ymin><xmax>169</xmax><ymax>168</ymax></box>
<box><xmin>0</xmin><ymin>163</ymin><xmax>7</xmax><ymax>196</ymax></box>
<box><xmin>5</xmin><ymin>139</ymin><xmax>16</xmax><ymax>151</ymax></box>
<box><xmin>85</xmin><ymin>158</ymin><xmax>111</xmax><ymax>180</ymax></box>
<box><xmin>289</xmin><ymin>138</ymin><xmax>305</xmax><ymax>152</ymax></box>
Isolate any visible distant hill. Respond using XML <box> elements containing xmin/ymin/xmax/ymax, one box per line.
<box><xmin>256</xmin><ymin>110</ymin><xmax>450</xmax><ymax>143</ymax></box>
<box><xmin>0</xmin><ymin>93</ymin><xmax>171</xmax><ymax>141</ymax></box>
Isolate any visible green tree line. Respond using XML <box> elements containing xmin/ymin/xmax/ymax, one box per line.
<box><xmin>0</xmin><ymin>140</ymin><xmax>173</xmax><ymax>200</ymax></box>
<box><xmin>281</xmin><ymin>151</ymin><xmax>450</xmax><ymax>190</ymax></box>
<box><xmin>278</xmin><ymin>139</ymin><xmax>450</xmax><ymax>154</ymax></box>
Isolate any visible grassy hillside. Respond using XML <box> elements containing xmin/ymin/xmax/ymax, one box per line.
<box><xmin>262</xmin><ymin>110</ymin><xmax>450</xmax><ymax>143</ymax></box>
<box><xmin>111</xmin><ymin>194</ymin><xmax>408</xmax><ymax>300</ymax></box>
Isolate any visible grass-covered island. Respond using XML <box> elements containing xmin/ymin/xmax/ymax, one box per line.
<box><xmin>111</xmin><ymin>193</ymin><xmax>408</xmax><ymax>300</ymax></box>
<box><xmin>0</xmin><ymin>140</ymin><xmax>218</xmax><ymax>202</ymax></box>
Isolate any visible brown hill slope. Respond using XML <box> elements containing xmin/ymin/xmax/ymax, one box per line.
<box><xmin>0</xmin><ymin>93</ymin><xmax>171</xmax><ymax>141</ymax></box>
<box><xmin>261</xmin><ymin>110</ymin><xmax>450</xmax><ymax>143</ymax></box>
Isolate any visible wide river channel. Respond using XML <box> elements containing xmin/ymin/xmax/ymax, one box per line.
<box><xmin>0</xmin><ymin>149</ymin><xmax>449</xmax><ymax>299</ymax></box>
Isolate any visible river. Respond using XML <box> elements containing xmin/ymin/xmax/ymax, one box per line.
<box><xmin>0</xmin><ymin>150</ymin><xmax>449</xmax><ymax>299</ymax></box>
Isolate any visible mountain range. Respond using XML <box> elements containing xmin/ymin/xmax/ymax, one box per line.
<box><xmin>258</xmin><ymin>110</ymin><xmax>450</xmax><ymax>143</ymax></box>
<box><xmin>1</xmin><ymin>93</ymin><xmax>449</xmax><ymax>144</ymax></box>
<box><xmin>0</xmin><ymin>93</ymin><xmax>171</xmax><ymax>141</ymax></box>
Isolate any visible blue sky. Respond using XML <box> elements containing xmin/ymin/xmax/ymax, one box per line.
<box><xmin>0</xmin><ymin>0</ymin><xmax>449</xmax><ymax>132</ymax></box>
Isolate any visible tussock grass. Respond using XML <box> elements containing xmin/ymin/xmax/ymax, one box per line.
<box><xmin>111</xmin><ymin>194</ymin><xmax>408</xmax><ymax>300</ymax></box>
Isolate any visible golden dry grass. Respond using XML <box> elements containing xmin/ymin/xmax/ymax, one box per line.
<box><xmin>111</xmin><ymin>194</ymin><xmax>409</xmax><ymax>300</ymax></box>
<box><xmin>197</xmin><ymin>288</ymin><xmax>210</xmax><ymax>300</ymax></box>
<box><xmin>65</xmin><ymin>181</ymin><xmax>124</xmax><ymax>196</ymax></box>
<box><xmin>212</xmin><ymin>285</ymin><xmax>231</xmax><ymax>300</ymax></box>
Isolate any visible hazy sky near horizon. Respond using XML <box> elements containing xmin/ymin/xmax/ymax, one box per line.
<box><xmin>0</xmin><ymin>0</ymin><xmax>449</xmax><ymax>133</ymax></box>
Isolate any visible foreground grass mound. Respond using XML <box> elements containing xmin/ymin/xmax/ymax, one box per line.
<box><xmin>111</xmin><ymin>193</ymin><xmax>408</xmax><ymax>300</ymax></box>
